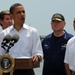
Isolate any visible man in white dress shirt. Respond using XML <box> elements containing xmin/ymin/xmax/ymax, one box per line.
<box><xmin>0</xmin><ymin>10</ymin><xmax>13</xmax><ymax>75</ymax></box>
<box><xmin>64</xmin><ymin>36</ymin><xmax>75</xmax><ymax>75</ymax></box>
<box><xmin>0</xmin><ymin>3</ymin><xmax>43</xmax><ymax>75</ymax></box>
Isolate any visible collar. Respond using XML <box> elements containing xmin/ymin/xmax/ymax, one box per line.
<box><xmin>48</xmin><ymin>30</ymin><xmax>67</xmax><ymax>39</ymax></box>
<box><xmin>9</xmin><ymin>23</ymin><xmax>29</xmax><ymax>31</ymax></box>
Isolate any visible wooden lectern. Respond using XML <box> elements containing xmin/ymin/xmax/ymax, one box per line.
<box><xmin>11</xmin><ymin>58</ymin><xmax>40</xmax><ymax>75</ymax></box>
<box><xmin>14</xmin><ymin>58</ymin><xmax>40</xmax><ymax>69</ymax></box>
<box><xmin>0</xmin><ymin>56</ymin><xmax>40</xmax><ymax>75</ymax></box>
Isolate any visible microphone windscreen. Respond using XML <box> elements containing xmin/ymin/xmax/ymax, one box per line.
<box><xmin>11</xmin><ymin>34</ymin><xmax>19</xmax><ymax>43</ymax></box>
<box><xmin>3</xmin><ymin>35</ymin><xmax>11</xmax><ymax>43</ymax></box>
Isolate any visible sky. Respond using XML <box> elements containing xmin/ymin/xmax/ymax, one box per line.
<box><xmin>0</xmin><ymin>0</ymin><xmax>75</xmax><ymax>36</ymax></box>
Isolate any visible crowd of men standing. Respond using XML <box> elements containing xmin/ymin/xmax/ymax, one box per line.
<box><xmin>0</xmin><ymin>2</ymin><xmax>75</xmax><ymax>75</ymax></box>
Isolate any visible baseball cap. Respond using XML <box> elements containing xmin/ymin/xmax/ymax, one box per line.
<box><xmin>51</xmin><ymin>13</ymin><xmax>65</xmax><ymax>22</ymax></box>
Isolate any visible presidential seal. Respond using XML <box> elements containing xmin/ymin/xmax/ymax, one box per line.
<box><xmin>0</xmin><ymin>54</ymin><xmax>15</xmax><ymax>73</ymax></box>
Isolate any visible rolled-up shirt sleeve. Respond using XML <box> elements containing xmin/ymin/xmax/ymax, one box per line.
<box><xmin>64</xmin><ymin>42</ymin><xmax>69</xmax><ymax>64</ymax></box>
<box><xmin>31</xmin><ymin>28</ymin><xmax>43</xmax><ymax>58</ymax></box>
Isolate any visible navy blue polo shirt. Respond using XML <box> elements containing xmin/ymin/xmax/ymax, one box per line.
<box><xmin>42</xmin><ymin>31</ymin><xmax>73</xmax><ymax>75</ymax></box>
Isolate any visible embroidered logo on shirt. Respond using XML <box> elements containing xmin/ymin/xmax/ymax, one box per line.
<box><xmin>62</xmin><ymin>44</ymin><xmax>67</xmax><ymax>47</ymax></box>
<box><xmin>44</xmin><ymin>44</ymin><xmax>49</xmax><ymax>49</ymax></box>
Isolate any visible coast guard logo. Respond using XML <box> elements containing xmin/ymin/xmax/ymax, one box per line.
<box><xmin>62</xmin><ymin>44</ymin><xmax>67</xmax><ymax>47</ymax></box>
<box><xmin>44</xmin><ymin>44</ymin><xmax>49</xmax><ymax>49</ymax></box>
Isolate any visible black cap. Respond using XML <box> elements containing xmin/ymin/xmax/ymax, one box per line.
<box><xmin>51</xmin><ymin>13</ymin><xmax>65</xmax><ymax>22</ymax></box>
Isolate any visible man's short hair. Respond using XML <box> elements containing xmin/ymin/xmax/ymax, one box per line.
<box><xmin>9</xmin><ymin>3</ymin><xmax>22</xmax><ymax>14</ymax></box>
<box><xmin>0</xmin><ymin>10</ymin><xmax>10</xmax><ymax>20</ymax></box>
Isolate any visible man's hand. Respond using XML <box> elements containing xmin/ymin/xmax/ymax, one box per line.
<box><xmin>32</xmin><ymin>55</ymin><xmax>42</xmax><ymax>65</ymax></box>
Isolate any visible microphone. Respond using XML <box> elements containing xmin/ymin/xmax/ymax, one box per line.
<box><xmin>10</xmin><ymin>34</ymin><xmax>19</xmax><ymax>46</ymax></box>
<box><xmin>1</xmin><ymin>35</ymin><xmax>11</xmax><ymax>50</ymax></box>
<box><xmin>2</xmin><ymin>35</ymin><xmax>11</xmax><ymax>45</ymax></box>
<box><xmin>7</xmin><ymin>34</ymin><xmax>19</xmax><ymax>52</ymax></box>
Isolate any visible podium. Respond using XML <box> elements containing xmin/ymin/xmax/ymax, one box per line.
<box><xmin>0</xmin><ymin>54</ymin><xmax>40</xmax><ymax>75</ymax></box>
<box><xmin>14</xmin><ymin>58</ymin><xmax>40</xmax><ymax>69</ymax></box>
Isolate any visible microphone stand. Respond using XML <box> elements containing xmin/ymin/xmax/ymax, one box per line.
<box><xmin>1</xmin><ymin>44</ymin><xmax>10</xmax><ymax>53</ymax></box>
<box><xmin>6</xmin><ymin>42</ymin><xmax>15</xmax><ymax>53</ymax></box>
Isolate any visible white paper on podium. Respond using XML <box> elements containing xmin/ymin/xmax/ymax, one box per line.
<box><xmin>14</xmin><ymin>56</ymin><xmax>32</xmax><ymax>59</ymax></box>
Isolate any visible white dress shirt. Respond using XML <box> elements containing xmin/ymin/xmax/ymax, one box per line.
<box><xmin>0</xmin><ymin>24</ymin><xmax>43</xmax><ymax>58</ymax></box>
<box><xmin>64</xmin><ymin>36</ymin><xmax>75</xmax><ymax>71</ymax></box>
